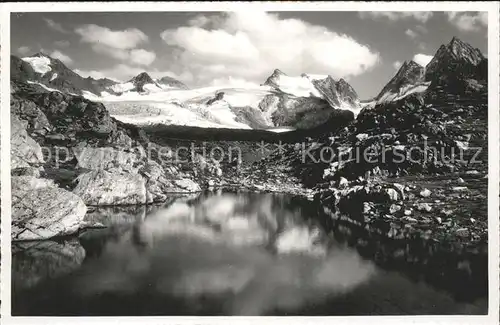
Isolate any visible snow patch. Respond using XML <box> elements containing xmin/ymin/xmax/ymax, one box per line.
<box><xmin>27</xmin><ymin>81</ymin><xmax>59</xmax><ymax>92</ymax></box>
<box><xmin>268</xmin><ymin>127</ymin><xmax>295</xmax><ymax>133</ymax></box>
<box><xmin>50</xmin><ymin>73</ymin><xmax>58</xmax><ymax>82</ymax></box>
<box><xmin>142</xmin><ymin>83</ymin><xmax>163</xmax><ymax>93</ymax></box>
<box><xmin>109</xmin><ymin>82</ymin><xmax>135</xmax><ymax>93</ymax></box>
<box><xmin>22</xmin><ymin>56</ymin><xmax>52</xmax><ymax>75</ymax></box>
<box><xmin>377</xmin><ymin>82</ymin><xmax>430</xmax><ymax>104</ymax></box>
<box><xmin>273</xmin><ymin>74</ymin><xmax>323</xmax><ymax>98</ymax></box>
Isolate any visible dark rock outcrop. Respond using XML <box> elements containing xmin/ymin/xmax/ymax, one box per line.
<box><xmin>157</xmin><ymin>75</ymin><xmax>188</xmax><ymax>89</ymax></box>
<box><xmin>11</xmin><ymin>53</ymin><xmax>119</xmax><ymax>96</ymax></box>
<box><xmin>375</xmin><ymin>60</ymin><xmax>425</xmax><ymax>102</ymax></box>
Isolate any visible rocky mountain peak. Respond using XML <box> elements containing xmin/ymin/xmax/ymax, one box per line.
<box><xmin>311</xmin><ymin>76</ymin><xmax>359</xmax><ymax>109</ymax></box>
<box><xmin>31</xmin><ymin>52</ymin><xmax>49</xmax><ymax>58</ymax></box>
<box><xmin>375</xmin><ymin>59</ymin><xmax>425</xmax><ymax>102</ymax></box>
<box><xmin>425</xmin><ymin>37</ymin><xmax>485</xmax><ymax>80</ymax></box>
<box><xmin>157</xmin><ymin>75</ymin><xmax>189</xmax><ymax>89</ymax></box>
<box><xmin>130</xmin><ymin>72</ymin><xmax>154</xmax><ymax>84</ymax></box>
<box><xmin>335</xmin><ymin>78</ymin><xmax>358</xmax><ymax>101</ymax></box>
<box><xmin>263</xmin><ymin>69</ymin><xmax>286</xmax><ymax>87</ymax></box>
<box><xmin>129</xmin><ymin>72</ymin><xmax>158</xmax><ymax>92</ymax></box>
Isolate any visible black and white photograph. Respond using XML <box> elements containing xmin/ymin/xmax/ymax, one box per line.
<box><xmin>3</xmin><ymin>3</ymin><xmax>499</xmax><ymax>320</ymax></box>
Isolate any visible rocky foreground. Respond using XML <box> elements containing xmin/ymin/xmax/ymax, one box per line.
<box><xmin>10</xmin><ymin>81</ymin><xmax>201</xmax><ymax>240</ymax></box>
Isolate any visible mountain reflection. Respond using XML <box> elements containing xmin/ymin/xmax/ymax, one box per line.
<box><xmin>12</xmin><ymin>192</ymin><xmax>487</xmax><ymax>316</ymax></box>
<box><xmin>72</xmin><ymin>192</ymin><xmax>376</xmax><ymax>315</ymax></box>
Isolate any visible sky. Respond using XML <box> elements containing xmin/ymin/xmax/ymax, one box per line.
<box><xmin>11</xmin><ymin>11</ymin><xmax>488</xmax><ymax>99</ymax></box>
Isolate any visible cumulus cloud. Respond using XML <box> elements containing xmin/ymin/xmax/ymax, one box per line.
<box><xmin>17</xmin><ymin>46</ymin><xmax>31</xmax><ymax>56</ymax></box>
<box><xmin>44</xmin><ymin>18</ymin><xmax>69</xmax><ymax>33</ymax></box>
<box><xmin>446</xmin><ymin>12</ymin><xmax>487</xmax><ymax>32</ymax></box>
<box><xmin>359</xmin><ymin>12</ymin><xmax>433</xmax><ymax>23</ymax></box>
<box><xmin>54</xmin><ymin>40</ymin><xmax>70</xmax><ymax>48</ymax></box>
<box><xmin>75</xmin><ymin>24</ymin><xmax>148</xmax><ymax>49</ymax></box>
<box><xmin>75</xmin><ymin>24</ymin><xmax>155</xmax><ymax>66</ymax></box>
<box><xmin>160</xmin><ymin>12</ymin><xmax>380</xmax><ymax>87</ymax></box>
<box><xmin>129</xmin><ymin>49</ymin><xmax>156</xmax><ymax>66</ymax></box>
<box><xmin>415</xmin><ymin>25</ymin><xmax>428</xmax><ymax>34</ymax></box>
<box><xmin>392</xmin><ymin>61</ymin><xmax>403</xmax><ymax>69</ymax></box>
<box><xmin>50</xmin><ymin>50</ymin><xmax>73</xmax><ymax>65</ymax></box>
<box><xmin>413</xmin><ymin>53</ymin><xmax>433</xmax><ymax>67</ymax></box>
<box><xmin>405</xmin><ymin>29</ymin><xmax>417</xmax><ymax>39</ymax></box>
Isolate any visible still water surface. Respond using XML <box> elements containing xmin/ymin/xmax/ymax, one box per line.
<box><xmin>12</xmin><ymin>191</ymin><xmax>487</xmax><ymax>315</ymax></box>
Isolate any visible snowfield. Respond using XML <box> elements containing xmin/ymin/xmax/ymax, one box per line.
<box><xmin>105</xmin><ymin>100</ymin><xmax>252</xmax><ymax>129</ymax></box>
<box><xmin>22</xmin><ymin>56</ymin><xmax>52</xmax><ymax>75</ymax></box>
<box><xmin>85</xmin><ymin>86</ymin><xmax>277</xmax><ymax>129</ymax></box>
<box><xmin>272</xmin><ymin>74</ymin><xmax>324</xmax><ymax>98</ymax></box>
<box><xmin>377</xmin><ymin>82</ymin><xmax>431</xmax><ymax>104</ymax></box>
<box><xmin>82</xmin><ymin>76</ymin><xmax>360</xmax><ymax>129</ymax></box>
<box><xmin>27</xmin><ymin>81</ymin><xmax>60</xmax><ymax>92</ymax></box>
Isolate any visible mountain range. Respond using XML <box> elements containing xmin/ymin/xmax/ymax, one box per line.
<box><xmin>10</xmin><ymin>37</ymin><xmax>486</xmax><ymax>130</ymax></box>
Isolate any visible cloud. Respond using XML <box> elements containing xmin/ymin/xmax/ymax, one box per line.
<box><xmin>17</xmin><ymin>46</ymin><xmax>31</xmax><ymax>56</ymax></box>
<box><xmin>160</xmin><ymin>12</ymin><xmax>380</xmax><ymax>87</ymax></box>
<box><xmin>75</xmin><ymin>24</ymin><xmax>156</xmax><ymax>66</ymax></box>
<box><xmin>75</xmin><ymin>24</ymin><xmax>148</xmax><ymax>50</ymax></box>
<box><xmin>54</xmin><ymin>40</ymin><xmax>70</xmax><ymax>48</ymax></box>
<box><xmin>50</xmin><ymin>50</ymin><xmax>73</xmax><ymax>65</ymax></box>
<box><xmin>392</xmin><ymin>61</ymin><xmax>403</xmax><ymax>69</ymax></box>
<box><xmin>44</xmin><ymin>18</ymin><xmax>69</xmax><ymax>34</ymax></box>
<box><xmin>446</xmin><ymin>12</ymin><xmax>488</xmax><ymax>32</ymax></box>
<box><xmin>359</xmin><ymin>12</ymin><xmax>433</xmax><ymax>23</ymax></box>
<box><xmin>405</xmin><ymin>29</ymin><xmax>417</xmax><ymax>39</ymax></box>
<box><xmin>412</xmin><ymin>53</ymin><xmax>433</xmax><ymax>67</ymax></box>
<box><xmin>415</xmin><ymin>25</ymin><xmax>428</xmax><ymax>34</ymax></box>
<box><xmin>129</xmin><ymin>49</ymin><xmax>156</xmax><ymax>66</ymax></box>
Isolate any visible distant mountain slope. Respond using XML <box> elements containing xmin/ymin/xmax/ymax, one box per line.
<box><xmin>372</xmin><ymin>37</ymin><xmax>486</xmax><ymax>106</ymax></box>
<box><xmin>12</xmin><ymin>52</ymin><xmax>119</xmax><ymax>96</ymax></box>
<box><xmin>156</xmin><ymin>76</ymin><xmax>189</xmax><ymax>90</ymax></box>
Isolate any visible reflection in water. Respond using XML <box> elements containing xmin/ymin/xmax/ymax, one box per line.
<box><xmin>12</xmin><ymin>192</ymin><xmax>488</xmax><ymax>316</ymax></box>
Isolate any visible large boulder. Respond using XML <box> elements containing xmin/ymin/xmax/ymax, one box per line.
<box><xmin>11</xmin><ymin>114</ymin><xmax>44</xmax><ymax>169</ymax></box>
<box><xmin>73</xmin><ymin>170</ymin><xmax>147</xmax><ymax>205</ymax></box>
<box><xmin>140</xmin><ymin>161</ymin><xmax>201</xmax><ymax>202</ymax></box>
<box><xmin>12</xmin><ymin>176</ymin><xmax>87</xmax><ymax>240</ymax></box>
<box><xmin>72</xmin><ymin>144</ymin><xmax>143</xmax><ymax>173</ymax></box>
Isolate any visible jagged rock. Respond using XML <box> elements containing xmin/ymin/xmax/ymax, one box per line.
<box><xmin>375</xmin><ymin>60</ymin><xmax>426</xmax><ymax>103</ymax></box>
<box><xmin>455</xmin><ymin>227</ymin><xmax>470</xmax><ymax>238</ymax></box>
<box><xmin>389</xmin><ymin>204</ymin><xmax>402</xmax><ymax>214</ymax></box>
<box><xmin>420</xmin><ymin>188</ymin><xmax>432</xmax><ymax>198</ymax></box>
<box><xmin>11</xmin><ymin>114</ymin><xmax>44</xmax><ymax>169</ymax></box>
<box><xmin>206</xmin><ymin>92</ymin><xmax>225</xmax><ymax>105</ymax></box>
<box><xmin>12</xmin><ymin>53</ymin><xmax>118</xmax><ymax>95</ymax></box>
<box><xmin>338</xmin><ymin>177</ymin><xmax>348</xmax><ymax>189</ymax></box>
<box><xmin>126</xmin><ymin>72</ymin><xmax>160</xmax><ymax>93</ymax></box>
<box><xmin>73</xmin><ymin>170</ymin><xmax>147</xmax><ymax>205</ymax></box>
<box><xmin>72</xmin><ymin>144</ymin><xmax>142</xmax><ymax>173</ymax></box>
<box><xmin>12</xmin><ymin>176</ymin><xmax>87</xmax><ymax>240</ymax></box>
<box><xmin>156</xmin><ymin>75</ymin><xmax>188</xmax><ymax>89</ymax></box>
<box><xmin>386</xmin><ymin>188</ymin><xmax>399</xmax><ymax>202</ymax></box>
<box><xmin>140</xmin><ymin>161</ymin><xmax>201</xmax><ymax>202</ymax></box>
<box><xmin>11</xmin><ymin>96</ymin><xmax>52</xmax><ymax>131</ymax></box>
<box><xmin>416</xmin><ymin>202</ymin><xmax>433</xmax><ymax>212</ymax></box>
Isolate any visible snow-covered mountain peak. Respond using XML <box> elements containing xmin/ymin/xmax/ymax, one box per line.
<box><xmin>21</xmin><ymin>54</ymin><xmax>52</xmax><ymax>75</ymax></box>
